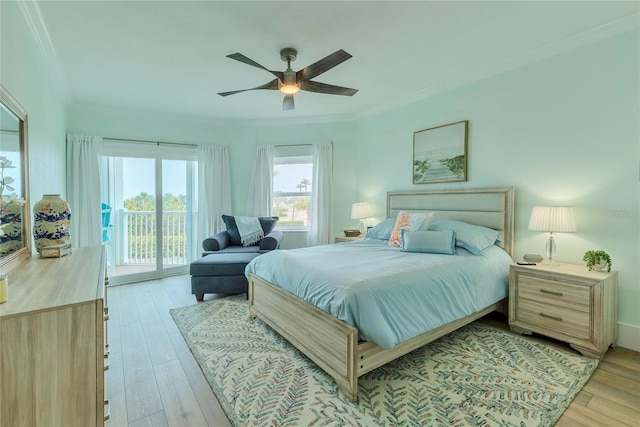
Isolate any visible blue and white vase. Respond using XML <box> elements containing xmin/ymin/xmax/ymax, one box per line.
<box><xmin>33</xmin><ymin>194</ymin><xmax>71</xmax><ymax>252</ymax></box>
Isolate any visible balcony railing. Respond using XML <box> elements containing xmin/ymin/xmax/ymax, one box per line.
<box><xmin>116</xmin><ymin>210</ymin><xmax>192</xmax><ymax>265</ymax></box>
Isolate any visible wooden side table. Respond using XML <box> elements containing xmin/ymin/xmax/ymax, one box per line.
<box><xmin>335</xmin><ymin>236</ymin><xmax>363</xmax><ymax>243</ymax></box>
<box><xmin>509</xmin><ymin>262</ymin><xmax>617</xmax><ymax>360</ymax></box>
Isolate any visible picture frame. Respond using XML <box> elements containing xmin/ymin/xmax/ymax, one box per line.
<box><xmin>413</xmin><ymin>120</ymin><xmax>468</xmax><ymax>184</ymax></box>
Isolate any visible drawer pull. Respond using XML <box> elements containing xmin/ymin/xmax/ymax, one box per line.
<box><xmin>104</xmin><ymin>400</ymin><xmax>110</xmax><ymax>421</ymax></box>
<box><xmin>540</xmin><ymin>288</ymin><xmax>563</xmax><ymax>297</ymax></box>
<box><xmin>540</xmin><ymin>312</ymin><xmax>563</xmax><ymax>322</ymax></box>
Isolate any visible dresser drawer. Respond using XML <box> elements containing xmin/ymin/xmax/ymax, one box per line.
<box><xmin>517</xmin><ymin>274</ymin><xmax>591</xmax><ymax>310</ymax></box>
<box><xmin>516</xmin><ymin>298</ymin><xmax>591</xmax><ymax>340</ymax></box>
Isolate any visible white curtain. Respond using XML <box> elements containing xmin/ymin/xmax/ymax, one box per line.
<box><xmin>197</xmin><ymin>145</ymin><xmax>231</xmax><ymax>245</ymax></box>
<box><xmin>308</xmin><ymin>141</ymin><xmax>333</xmax><ymax>246</ymax></box>
<box><xmin>66</xmin><ymin>133</ymin><xmax>103</xmax><ymax>248</ymax></box>
<box><xmin>246</xmin><ymin>145</ymin><xmax>273</xmax><ymax>217</ymax></box>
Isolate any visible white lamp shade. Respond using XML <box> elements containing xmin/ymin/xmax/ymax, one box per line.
<box><xmin>528</xmin><ymin>206</ymin><xmax>577</xmax><ymax>232</ymax></box>
<box><xmin>351</xmin><ymin>202</ymin><xmax>372</xmax><ymax>220</ymax></box>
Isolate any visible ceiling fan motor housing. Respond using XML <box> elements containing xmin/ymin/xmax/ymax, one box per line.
<box><xmin>280</xmin><ymin>48</ymin><xmax>298</xmax><ymax>63</ymax></box>
<box><xmin>282</xmin><ymin>69</ymin><xmax>297</xmax><ymax>86</ymax></box>
<box><xmin>280</xmin><ymin>47</ymin><xmax>299</xmax><ymax>92</ymax></box>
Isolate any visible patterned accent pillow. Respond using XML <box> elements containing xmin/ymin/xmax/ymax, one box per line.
<box><xmin>388</xmin><ymin>211</ymin><xmax>435</xmax><ymax>248</ymax></box>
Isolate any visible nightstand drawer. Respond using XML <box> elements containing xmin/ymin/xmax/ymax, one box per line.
<box><xmin>517</xmin><ymin>274</ymin><xmax>591</xmax><ymax>310</ymax></box>
<box><xmin>517</xmin><ymin>299</ymin><xmax>591</xmax><ymax>340</ymax></box>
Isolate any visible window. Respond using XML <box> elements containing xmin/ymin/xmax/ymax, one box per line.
<box><xmin>272</xmin><ymin>145</ymin><xmax>312</xmax><ymax>230</ymax></box>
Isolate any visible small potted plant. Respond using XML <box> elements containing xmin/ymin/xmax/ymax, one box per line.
<box><xmin>583</xmin><ymin>250</ymin><xmax>612</xmax><ymax>272</ymax></box>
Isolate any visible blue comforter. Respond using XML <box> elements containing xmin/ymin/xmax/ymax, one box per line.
<box><xmin>245</xmin><ymin>239</ymin><xmax>511</xmax><ymax>349</ymax></box>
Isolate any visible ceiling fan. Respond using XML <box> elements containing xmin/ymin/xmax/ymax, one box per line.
<box><xmin>218</xmin><ymin>48</ymin><xmax>358</xmax><ymax>111</ymax></box>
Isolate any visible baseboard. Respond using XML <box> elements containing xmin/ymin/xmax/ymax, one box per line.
<box><xmin>617</xmin><ymin>322</ymin><xmax>640</xmax><ymax>352</ymax></box>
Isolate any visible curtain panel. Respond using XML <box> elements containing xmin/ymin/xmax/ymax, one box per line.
<box><xmin>197</xmin><ymin>145</ymin><xmax>232</xmax><ymax>246</ymax></box>
<box><xmin>66</xmin><ymin>133</ymin><xmax>103</xmax><ymax>248</ymax></box>
<box><xmin>308</xmin><ymin>141</ymin><xmax>333</xmax><ymax>246</ymax></box>
<box><xmin>246</xmin><ymin>145</ymin><xmax>273</xmax><ymax>217</ymax></box>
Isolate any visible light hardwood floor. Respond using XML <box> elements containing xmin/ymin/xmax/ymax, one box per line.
<box><xmin>106</xmin><ymin>275</ymin><xmax>640</xmax><ymax>427</ymax></box>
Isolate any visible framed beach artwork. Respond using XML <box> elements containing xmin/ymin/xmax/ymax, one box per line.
<box><xmin>413</xmin><ymin>120</ymin><xmax>468</xmax><ymax>184</ymax></box>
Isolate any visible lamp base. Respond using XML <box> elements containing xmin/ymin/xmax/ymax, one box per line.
<box><xmin>543</xmin><ymin>234</ymin><xmax>559</xmax><ymax>266</ymax></box>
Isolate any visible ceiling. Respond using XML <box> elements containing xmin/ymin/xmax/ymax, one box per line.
<box><xmin>31</xmin><ymin>1</ymin><xmax>638</xmax><ymax>123</ymax></box>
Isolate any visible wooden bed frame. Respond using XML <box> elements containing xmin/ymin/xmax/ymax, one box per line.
<box><xmin>248</xmin><ymin>187</ymin><xmax>514</xmax><ymax>402</ymax></box>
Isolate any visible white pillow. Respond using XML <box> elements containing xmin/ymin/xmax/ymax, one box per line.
<box><xmin>429</xmin><ymin>220</ymin><xmax>501</xmax><ymax>255</ymax></box>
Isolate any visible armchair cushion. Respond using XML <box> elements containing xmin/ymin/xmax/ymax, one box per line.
<box><xmin>202</xmin><ymin>231</ymin><xmax>230</xmax><ymax>252</ymax></box>
<box><xmin>222</xmin><ymin>215</ymin><xmax>279</xmax><ymax>246</ymax></box>
<box><xmin>259</xmin><ymin>230</ymin><xmax>284</xmax><ymax>251</ymax></box>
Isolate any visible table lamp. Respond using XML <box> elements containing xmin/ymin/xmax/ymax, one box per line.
<box><xmin>528</xmin><ymin>206</ymin><xmax>576</xmax><ymax>265</ymax></box>
<box><xmin>350</xmin><ymin>202</ymin><xmax>372</xmax><ymax>235</ymax></box>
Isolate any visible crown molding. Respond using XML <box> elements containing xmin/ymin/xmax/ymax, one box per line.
<box><xmin>16</xmin><ymin>1</ymin><xmax>71</xmax><ymax>103</ymax></box>
<box><xmin>356</xmin><ymin>12</ymin><xmax>640</xmax><ymax>120</ymax></box>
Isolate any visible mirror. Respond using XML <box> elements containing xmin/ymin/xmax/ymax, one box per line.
<box><xmin>0</xmin><ymin>84</ymin><xmax>31</xmax><ymax>273</ymax></box>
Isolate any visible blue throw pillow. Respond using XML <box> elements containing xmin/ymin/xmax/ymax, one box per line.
<box><xmin>365</xmin><ymin>218</ymin><xmax>397</xmax><ymax>241</ymax></box>
<box><xmin>222</xmin><ymin>215</ymin><xmax>278</xmax><ymax>246</ymax></box>
<box><xmin>429</xmin><ymin>220</ymin><xmax>501</xmax><ymax>255</ymax></box>
<box><xmin>401</xmin><ymin>229</ymin><xmax>457</xmax><ymax>255</ymax></box>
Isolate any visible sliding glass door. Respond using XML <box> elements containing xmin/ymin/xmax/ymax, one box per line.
<box><xmin>100</xmin><ymin>141</ymin><xmax>197</xmax><ymax>284</ymax></box>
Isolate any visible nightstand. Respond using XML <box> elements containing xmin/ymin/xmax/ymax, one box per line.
<box><xmin>335</xmin><ymin>236</ymin><xmax>363</xmax><ymax>243</ymax></box>
<box><xmin>509</xmin><ymin>262</ymin><xmax>617</xmax><ymax>360</ymax></box>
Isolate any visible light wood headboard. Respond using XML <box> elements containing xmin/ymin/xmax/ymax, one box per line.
<box><xmin>387</xmin><ymin>187</ymin><xmax>515</xmax><ymax>256</ymax></box>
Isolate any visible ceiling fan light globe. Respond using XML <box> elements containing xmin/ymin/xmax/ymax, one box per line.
<box><xmin>279</xmin><ymin>85</ymin><xmax>300</xmax><ymax>94</ymax></box>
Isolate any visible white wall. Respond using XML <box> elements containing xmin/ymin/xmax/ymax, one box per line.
<box><xmin>0</xmin><ymin>1</ymin><xmax>67</xmax><ymax>210</ymax></box>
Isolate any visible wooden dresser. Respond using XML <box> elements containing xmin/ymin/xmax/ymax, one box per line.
<box><xmin>0</xmin><ymin>246</ymin><xmax>109</xmax><ymax>427</ymax></box>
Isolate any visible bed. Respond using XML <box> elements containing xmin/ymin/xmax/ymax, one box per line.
<box><xmin>247</xmin><ymin>187</ymin><xmax>514</xmax><ymax>402</ymax></box>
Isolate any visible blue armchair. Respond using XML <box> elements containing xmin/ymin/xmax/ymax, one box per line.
<box><xmin>190</xmin><ymin>215</ymin><xmax>284</xmax><ymax>301</ymax></box>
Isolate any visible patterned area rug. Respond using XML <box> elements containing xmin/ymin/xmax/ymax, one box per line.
<box><xmin>170</xmin><ymin>295</ymin><xmax>598</xmax><ymax>427</ymax></box>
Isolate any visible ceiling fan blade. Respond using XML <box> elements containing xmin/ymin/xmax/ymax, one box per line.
<box><xmin>226</xmin><ymin>53</ymin><xmax>284</xmax><ymax>82</ymax></box>
<box><xmin>299</xmin><ymin>80</ymin><xmax>358</xmax><ymax>96</ymax></box>
<box><xmin>283</xmin><ymin>94</ymin><xmax>295</xmax><ymax>111</ymax></box>
<box><xmin>296</xmin><ymin>49</ymin><xmax>352</xmax><ymax>82</ymax></box>
<box><xmin>218</xmin><ymin>79</ymin><xmax>279</xmax><ymax>97</ymax></box>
